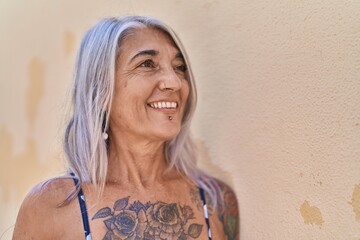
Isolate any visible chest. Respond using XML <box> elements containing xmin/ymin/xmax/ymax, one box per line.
<box><xmin>55</xmin><ymin>188</ymin><xmax>226</xmax><ymax>240</ymax></box>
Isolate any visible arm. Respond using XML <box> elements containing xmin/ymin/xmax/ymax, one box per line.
<box><xmin>217</xmin><ymin>181</ymin><xmax>240</xmax><ymax>240</ymax></box>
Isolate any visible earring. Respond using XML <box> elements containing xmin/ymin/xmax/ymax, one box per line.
<box><xmin>103</xmin><ymin>132</ymin><xmax>108</xmax><ymax>140</ymax></box>
<box><xmin>102</xmin><ymin>112</ymin><xmax>109</xmax><ymax>140</ymax></box>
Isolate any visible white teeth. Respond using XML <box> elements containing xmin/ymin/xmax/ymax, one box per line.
<box><xmin>149</xmin><ymin>101</ymin><xmax>177</xmax><ymax>109</ymax></box>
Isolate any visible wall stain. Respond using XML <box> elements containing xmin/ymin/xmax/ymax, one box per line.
<box><xmin>0</xmin><ymin>126</ymin><xmax>62</xmax><ymax>203</ymax></box>
<box><xmin>26</xmin><ymin>58</ymin><xmax>45</xmax><ymax>128</ymax></box>
<box><xmin>300</xmin><ymin>200</ymin><xmax>324</xmax><ymax>226</ymax></box>
<box><xmin>63</xmin><ymin>30</ymin><xmax>75</xmax><ymax>58</ymax></box>
<box><xmin>310</xmin><ymin>172</ymin><xmax>323</xmax><ymax>187</ymax></box>
<box><xmin>352</xmin><ymin>184</ymin><xmax>360</xmax><ymax>221</ymax></box>
<box><xmin>0</xmin><ymin>57</ymin><xmax>63</xmax><ymax>204</ymax></box>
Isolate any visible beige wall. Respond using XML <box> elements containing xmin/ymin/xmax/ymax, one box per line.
<box><xmin>1</xmin><ymin>0</ymin><xmax>359</xmax><ymax>239</ymax></box>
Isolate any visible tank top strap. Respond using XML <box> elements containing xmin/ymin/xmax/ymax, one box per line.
<box><xmin>199</xmin><ymin>187</ymin><xmax>212</xmax><ymax>239</ymax></box>
<box><xmin>70</xmin><ymin>173</ymin><xmax>92</xmax><ymax>240</ymax></box>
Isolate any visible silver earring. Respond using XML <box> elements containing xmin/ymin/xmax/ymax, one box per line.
<box><xmin>168</xmin><ymin>116</ymin><xmax>173</xmax><ymax>120</ymax></box>
<box><xmin>103</xmin><ymin>132</ymin><xmax>108</xmax><ymax>140</ymax></box>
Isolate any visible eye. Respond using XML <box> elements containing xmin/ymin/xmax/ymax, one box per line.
<box><xmin>175</xmin><ymin>64</ymin><xmax>187</xmax><ymax>73</ymax></box>
<box><xmin>139</xmin><ymin>59</ymin><xmax>156</xmax><ymax>68</ymax></box>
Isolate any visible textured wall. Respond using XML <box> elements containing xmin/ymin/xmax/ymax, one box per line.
<box><xmin>1</xmin><ymin>0</ymin><xmax>359</xmax><ymax>239</ymax></box>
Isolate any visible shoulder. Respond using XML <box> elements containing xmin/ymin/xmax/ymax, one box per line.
<box><xmin>212</xmin><ymin>178</ymin><xmax>240</xmax><ymax>240</ymax></box>
<box><xmin>12</xmin><ymin>177</ymin><xmax>76</xmax><ymax>239</ymax></box>
<box><xmin>214</xmin><ymin>179</ymin><xmax>238</xmax><ymax>211</ymax></box>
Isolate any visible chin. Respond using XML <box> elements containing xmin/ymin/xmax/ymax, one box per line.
<box><xmin>155</xmin><ymin>126</ymin><xmax>181</xmax><ymax>141</ymax></box>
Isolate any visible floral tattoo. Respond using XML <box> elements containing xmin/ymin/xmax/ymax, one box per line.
<box><xmin>92</xmin><ymin>196</ymin><xmax>203</xmax><ymax>240</ymax></box>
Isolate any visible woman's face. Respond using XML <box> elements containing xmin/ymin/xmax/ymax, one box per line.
<box><xmin>109</xmin><ymin>27</ymin><xmax>190</xmax><ymax>142</ymax></box>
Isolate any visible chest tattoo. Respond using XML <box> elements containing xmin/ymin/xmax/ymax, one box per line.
<box><xmin>92</xmin><ymin>196</ymin><xmax>203</xmax><ymax>240</ymax></box>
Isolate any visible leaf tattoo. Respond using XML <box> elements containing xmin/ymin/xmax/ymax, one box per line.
<box><xmin>188</xmin><ymin>223</ymin><xmax>203</xmax><ymax>238</ymax></box>
<box><xmin>113</xmin><ymin>196</ymin><xmax>130</xmax><ymax>211</ymax></box>
<box><xmin>92</xmin><ymin>207</ymin><xmax>112</xmax><ymax>220</ymax></box>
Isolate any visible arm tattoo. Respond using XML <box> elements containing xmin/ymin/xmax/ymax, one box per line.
<box><xmin>218</xmin><ymin>185</ymin><xmax>239</xmax><ymax>240</ymax></box>
<box><xmin>92</xmin><ymin>196</ymin><xmax>203</xmax><ymax>240</ymax></box>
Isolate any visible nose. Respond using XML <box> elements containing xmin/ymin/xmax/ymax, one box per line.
<box><xmin>158</xmin><ymin>67</ymin><xmax>182</xmax><ymax>91</ymax></box>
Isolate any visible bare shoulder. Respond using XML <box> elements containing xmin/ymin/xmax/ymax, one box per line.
<box><xmin>213</xmin><ymin>178</ymin><xmax>240</xmax><ymax>240</ymax></box>
<box><xmin>12</xmin><ymin>177</ymin><xmax>75</xmax><ymax>240</ymax></box>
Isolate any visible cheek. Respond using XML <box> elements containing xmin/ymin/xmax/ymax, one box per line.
<box><xmin>182</xmin><ymin>81</ymin><xmax>190</xmax><ymax>101</ymax></box>
<box><xmin>111</xmin><ymin>85</ymin><xmax>147</xmax><ymax>120</ymax></box>
<box><xmin>110</xmin><ymin>89</ymin><xmax>129</xmax><ymax>122</ymax></box>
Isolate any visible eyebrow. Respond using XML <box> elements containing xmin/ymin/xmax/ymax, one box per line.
<box><xmin>175</xmin><ymin>52</ymin><xmax>184</xmax><ymax>60</ymax></box>
<box><xmin>130</xmin><ymin>50</ymin><xmax>159</xmax><ymax>63</ymax></box>
<box><xmin>129</xmin><ymin>49</ymin><xmax>185</xmax><ymax>63</ymax></box>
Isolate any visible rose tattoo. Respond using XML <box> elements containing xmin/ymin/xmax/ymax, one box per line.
<box><xmin>93</xmin><ymin>197</ymin><xmax>203</xmax><ymax>240</ymax></box>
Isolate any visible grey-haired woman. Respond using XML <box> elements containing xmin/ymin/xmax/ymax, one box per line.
<box><xmin>13</xmin><ymin>16</ymin><xmax>239</xmax><ymax>240</ymax></box>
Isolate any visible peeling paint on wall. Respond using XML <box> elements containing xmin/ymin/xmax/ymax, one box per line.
<box><xmin>300</xmin><ymin>200</ymin><xmax>324</xmax><ymax>226</ymax></box>
<box><xmin>352</xmin><ymin>184</ymin><xmax>360</xmax><ymax>221</ymax></box>
<box><xmin>0</xmin><ymin>126</ymin><xmax>62</xmax><ymax>203</ymax></box>
<box><xmin>26</xmin><ymin>58</ymin><xmax>45</xmax><ymax>128</ymax></box>
<box><xmin>0</xmin><ymin>127</ymin><xmax>38</xmax><ymax>202</ymax></box>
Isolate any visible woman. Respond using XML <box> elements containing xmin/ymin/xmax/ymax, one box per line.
<box><xmin>13</xmin><ymin>16</ymin><xmax>239</xmax><ymax>240</ymax></box>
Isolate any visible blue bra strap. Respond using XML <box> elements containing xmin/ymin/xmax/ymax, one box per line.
<box><xmin>199</xmin><ymin>187</ymin><xmax>212</xmax><ymax>239</ymax></box>
<box><xmin>70</xmin><ymin>173</ymin><xmax>92</xmax><ymax>240</ymax></box>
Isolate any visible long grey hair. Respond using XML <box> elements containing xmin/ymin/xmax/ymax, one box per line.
<box><xmin>64</xmin><ymin>16</ymin><xmax>220</xmax><ymax>205</ymax></box>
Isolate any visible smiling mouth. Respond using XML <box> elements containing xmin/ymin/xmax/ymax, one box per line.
<box><xmin>148</xmin><ymin>101</ymin><xmax>178</xmax><ymax>109</ymax></box>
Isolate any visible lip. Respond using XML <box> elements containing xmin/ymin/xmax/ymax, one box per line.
<box><xmin>148</xmin><ymin>107</ymin><xmax>177</xmax><ymax>114</ymax></box>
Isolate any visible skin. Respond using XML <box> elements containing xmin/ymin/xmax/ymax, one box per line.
<box><xmin>12</xmin><ymin>27</ymin><xmax>239</xmax><ymax>240</ymax></box>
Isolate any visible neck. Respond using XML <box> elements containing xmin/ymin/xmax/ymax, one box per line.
<box><xmin>106</xmin><ymin>133</ymin><xmax>170</xmax><ymax>190</ymax></box>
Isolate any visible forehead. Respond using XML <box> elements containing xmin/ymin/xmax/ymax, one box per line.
<box><xmin>119</xmin><ymin>27</ymin><xmax>180</xmax><ymax>57</ymax></box>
